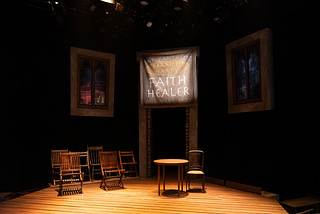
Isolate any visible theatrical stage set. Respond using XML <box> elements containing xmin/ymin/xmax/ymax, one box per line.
<box><xmin>3</xmin><ymin>39</ymin><xmax>301</xmax><ymax>214</ymax></box>
<box><xmin>2</xmin><ymin>0</ymin><xmax>320</xmax><ymax>213</ymax></box>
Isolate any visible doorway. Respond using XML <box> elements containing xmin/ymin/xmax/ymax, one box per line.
<box><xmin>152</xmin><ymin>107</ymin><xmax>186</xmax><ymax>177</ymax></box>
<box><xmin>139</xmin><ymin>106</ymin><xmax>198</xmax><ymax>178</ymax></box>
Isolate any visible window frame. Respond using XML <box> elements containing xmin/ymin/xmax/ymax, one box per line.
<box><xmin>71</xmin><ymin>47</ymin><xmax>115</xmax><ymax>117</ymax></box>
<box><xmin>226</xmin><ymin>28</ymin><xmax>274</xmax><ymax>114</ymax></box>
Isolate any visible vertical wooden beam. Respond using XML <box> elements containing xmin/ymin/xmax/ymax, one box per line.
<box><xmin>139</xmin><ymin>107</ymin><xmax>147</xmax><ymax>178</ymax></box>
<box><xmin>189</xmin><ymin>106</ymin><xmax>198</xmax><ymax>151</ymax></box>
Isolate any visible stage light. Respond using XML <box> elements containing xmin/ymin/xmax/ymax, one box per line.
<box><xmin>146</xmin><ymin>21</ymin><xmax>152</xmax><ymax>27</ymax></box>
<box><xmin>90</xmin><ymin>5</ymin><xmax>96</xmax><ymax>11</ymax></box>
<box><xmin>140</xmin><ymin>1</ymin><xmax>148</xmax><ymax>6</ymax></box>
<box><xmin>173</xmin><ymin>0</ymin><xmax>187</xmax><ymax>11</ymax></box>
<box><xmin>115</xmin><ymin>2</ymin><xmax>124</xmax><ymax>12</ymax></box>
<box><xmin>50</xmin><ymin>0</ymin><xmax>66</xmax><ymax>18</ymax></box>
<box><xmin>214</xmin><ymin>16</ymin><xmax>222</xmax><ymax>23</ymax></box>
<box><xmin>101</xmin><ymin>0</ymin><xmax>115</xmax><ymax>3</ymax></box>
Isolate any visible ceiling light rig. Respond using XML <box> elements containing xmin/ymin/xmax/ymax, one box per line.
<box><xmin>48</xmin><ymin>0</ymin><xmax>67</xmax><ymax>22</ymax></box>
<box><xmin>18</xmin><ymin>0</ymin><xmax>249</xmax><ymax>38</ymax></box>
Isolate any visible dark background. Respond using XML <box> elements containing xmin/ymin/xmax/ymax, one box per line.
<box><xmin>1</xmin><ymin>0</ymin><xmax>319</xmax><ymax>201</ymax></box>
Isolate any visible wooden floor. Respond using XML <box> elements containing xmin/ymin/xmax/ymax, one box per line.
<box><xmin>0</xmin><ymin>177</ymin><xmax>287</xmax><ymax>214</ymax></box>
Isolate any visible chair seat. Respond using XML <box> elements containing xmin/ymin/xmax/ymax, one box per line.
<box><xmin>122</xmin><ymin>162</ymin><xmax>137</xmax><ymax>165</ymax></box>
<box><xmin>103</xmin><ymin>169</ymin><xmax>125</xmax><ymax>173</ymax></box>
<box><xmin>187</xmin><ymin>170</ymin><xmax>205</xmax><ymax>175</ymax></box>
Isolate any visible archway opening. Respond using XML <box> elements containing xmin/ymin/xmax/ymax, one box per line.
<box><xmin>152</xmin><ymin>107</ymin><xmax>186</xmax><ymax>177</ymax></box>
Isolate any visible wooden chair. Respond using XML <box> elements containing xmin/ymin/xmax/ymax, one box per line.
<box><xmin>51</xmin><ymin>149</ymin><xmax>68</xmax><ymax>185</ymax></box>
<box><xmin>58</xmin><ymin>152</ymin><xmax>84</xmax><ymax>196</ymax></box>
<box><xmin>118</xmin><ymin>151</ymin><xmax>138</xmax><ymax>177</ymax></box>
<box><xmin>80</xmin><ymin>151</ymin><xmax>91</xmax><ymax>181</ymax></box>
<box><xmin>99</xmin><ymin>151</ymin><xmax>125</xmax><ymax>191</ymax></box>
<box><xmin>87</xmin><ymin>145</ymin><xmax>103</xmax><ymax>180</ymax></box>
<box><xmin>186</xmin><ymin>150</ymin><xmax>206</xmax><ymax>193</ymax></box>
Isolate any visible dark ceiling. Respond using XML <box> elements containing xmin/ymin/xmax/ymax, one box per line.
<box><xmin>17</xmin><ymin>0</ymin><xmax>248</xmax><ymax>39</ymax></box>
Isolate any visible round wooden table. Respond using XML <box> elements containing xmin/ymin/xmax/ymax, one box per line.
<box><xmin>154</xmin><ymin>159</ymin><xmax>189</xmax><ymax>197</ymax></box>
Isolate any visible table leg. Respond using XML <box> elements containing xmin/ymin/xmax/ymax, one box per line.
<box><xmin>163</xmin><ymin>165</ymin><xmax>165</xmax><ymax>191</ymax></box>
<box><xmin>181</xmin><ymin>165</ymin><xmax>184</xmax><ymax>191</ymax></box>
<box><xmin>158</xmin><ymin>164</ymin><xmax>160</xmax><ymax>196</ymax></box>
<box><xmin>178</xmin><ymin>165</ymin><xmax>180</xmax><ymax>197</ymax></box>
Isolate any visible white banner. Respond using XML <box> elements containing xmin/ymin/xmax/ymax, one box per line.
<box><xmin>138</xmin><ymin>47</ymin><xmax>199</xmax><ymax>108</ymax></box>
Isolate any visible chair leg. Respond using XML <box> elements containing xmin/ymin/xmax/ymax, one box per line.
<box><xmin>87</xmin><ymin>166</ymin><xmax>91</xmax><ymax>182</ymax></box>
<box><xmin>100</xmin><ymin>175</ymin><xmax>105</xmax><ymax>189</ymax></box>
<box><xmin>79</xmin><ymin>173</ymin><xmax>83</xmax><ymax>194</ymax></box>
<box><xmin>118</xmin><ymin>172</ymin><xmax>124</xmax><ymax>188</ymax></box>
<box><xmin>52</xmin><ymin>169</ymin><xmax>55</xmax><ymax>186</ymax></box>
<box><xmin>91</xmin><ymin>167</ymin><xmax>94</xmax><ymax>181</ymax></box>
<box><xmin>186</xmin><ymin>178</ymin><xmax>188</xmax><ymax>192</ymax></box>
<box><xmin>202</xmin><ymin>175</ymin><xmax>206</xmax><ymax>193</ymax></box>
<box><xmin>186</xmin><ymin>176</ymin><xmax>189</xmax><ymax>192</ymax></box>
<box><xmin>58</xmin><ymin>175</ymin><xmax>63</xmax><ymax>196</ymax></box>
<box><xmin>135</xmin><ymin>164</ymin><xmax>138</xmax><ymax>177</ymax></box>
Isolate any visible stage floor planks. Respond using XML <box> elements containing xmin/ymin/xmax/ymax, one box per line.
<box><xmin>0</xmin><ymin>177</ymin><xmax>287</xmax><ymax>214</ymax></box>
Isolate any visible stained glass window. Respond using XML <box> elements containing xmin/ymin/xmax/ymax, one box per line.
<box><xmin>233</xmin><ymin>40</ymin><xmax>261</xmax><ymax>104</ymax></box>
<box><xmin>78</xmin><ymin>57</ymin><xmax>108</xmax><ymax>108</ymax></box>
<box><xmin>248</xmin><ymin>44</ymin><xmax>260</xmax><ymax>99</ymax></box>
<box><xmin>235</xmin><ymin>50</ymin><xmax>246</xmax><ymax>101</ymax></box>
<box><xmin>79</xmin><ymin>58</ymin><xmax>92</xmax><ymax>105</ymax></box>
<box><xmin>94</xmin><ymin>60</ymin><xmax>107</xmax><ymax>106</ymax></box>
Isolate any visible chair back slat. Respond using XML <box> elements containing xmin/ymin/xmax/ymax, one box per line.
<box><xmin>188</xmin><ymin>150</ymin><xmax>204</xmax><ymax>171</ymax></box>
<box><xmin>100</xmin><ymin>151</ymin><xmax>119</xmax><ymax>171</ymax></box>
<box><xmin>118</xmin><ymin>151</ymin><xmax>136</xmax><ymax>163</ymax></box>
<box><xmin>79</xmin><ymin>151</ymin><xmax>89</xmax><ymax>166</ymax></box>
<box><xmin>51</xmin><ymin>149</ymin><xmax>68</xmax><ymax>167</ymax></box>
<box><xmin>87</xmin><ymin>146</ymin><xmax>103</xmax><ymax>165</ymax></box>
<box><xmin>60</xmin><ymin>152</ymin><xmax>81</xmax><ymax>173</ymax></box>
